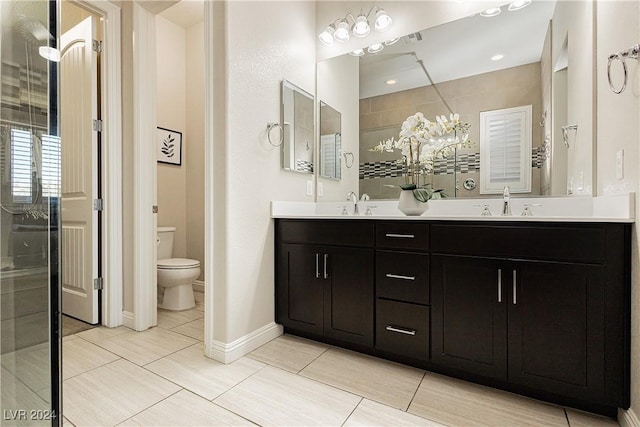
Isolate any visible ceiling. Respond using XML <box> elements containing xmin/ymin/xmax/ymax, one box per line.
<box><xmin>359</xmin><ymin>0</ymin><xmax>557</xmax><ymax>99</ymax></box>
<box><xmin>159</xmin><ymin>0</ymin><xmax>204</xmax><ymax>29</ymax></box>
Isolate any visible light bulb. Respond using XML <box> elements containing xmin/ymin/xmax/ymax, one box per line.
<box><xmin>349</xmin><ymin>48</ymin><xmax>365</xmax><ymax>57</ymax></box>
<box><xmin>39</xmin><ymin>46</ymin><xmax>60</xmax><ymax>62</ymax></box>
<box><xmin>374</xmin><ymin>9</ymin><xmax>392</xmax><ymax>31</ymax></box>
<box><xmin>352</xmin><ymin>14</ymin><xmax>370</xmax><ymax>37</ymax></box>
<box><xmin>508</xmin><ymin>0</ymin><xmax>531</xmax><ymax>11</ymax></box>
<box><xmin>385</xmin><ymin>38</ymin><xmax>400</xmax><ymax>46</ymax></box>
<box><xmin>334</xmin><ymin>20</ymin><xmax>350</xmax><ymax>42</ymax></box>
<box><xmin>319</xmin><ymin>25</ymin><xmax>335</xmax><ymax>45</ymax></box>
<box><xmin>480</xmin><ymin>7</ymin><xmax>501</xmax><ymax>17</ymax></box>
<box><xmin>367</xmin><ymin>43</ymin><xmax>384</xmax><ymax>54</ymax></box>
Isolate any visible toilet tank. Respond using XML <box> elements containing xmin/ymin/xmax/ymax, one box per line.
<box><xmin>157</xmin><ymin>226</ymin><xmax>176</xmax><ymax>260</ymax></box>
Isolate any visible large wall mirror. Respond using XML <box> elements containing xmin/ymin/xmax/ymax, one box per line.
<box><xmin>319</xmin><ymin>101</ymin><xmax>341</xmax><ymax>180</ymax></box>
<box><xmin>317</xmin><ymin>0</ymin><xmax>595</xmax><ymax>200</ymax></box>
<box><xmin>281</xmin><ymin>80</ymin><xmax>314</xmax><ymax>174</ymax></box>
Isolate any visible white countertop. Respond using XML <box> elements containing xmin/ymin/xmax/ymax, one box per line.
<box><xmin>271</xmin><ymin>193</ymin><xmax>635</xmax><ymax>223</ymax></box>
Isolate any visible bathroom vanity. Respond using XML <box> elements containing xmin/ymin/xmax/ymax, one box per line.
<box><xmin>274</xmin><ymin>215</ymin><xmax>631</xmax><ymax>417</ymax></box>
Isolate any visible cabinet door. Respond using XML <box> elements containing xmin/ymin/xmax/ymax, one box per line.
<box><xmin>431</xmin><ymin>255</ymin><xmax>507</xmax><ymax>380</ymax></box>
<box><xmin>276</xmin><ymin>244</ymin><xmax>323</xmax><ymax>336</ymax></box>
<box><xmin>324</xmin><ymin>246</ymin><xmax>374</xmax><ymax>347</ymax></box>
<box><xmin>508</xmin><ymin>261</ymin><xmax>606</xmax><ymax>401</ymax></box>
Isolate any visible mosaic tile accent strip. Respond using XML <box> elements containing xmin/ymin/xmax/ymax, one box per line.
<box><xmin>295</xmin><ymin>159</ymin><xmax>314</xmax><ymax>173</ymax></box>
<box><xmin>361</xmin><ymin>149</ymin><xmax>542</xmax><ymax>179</ymax></box>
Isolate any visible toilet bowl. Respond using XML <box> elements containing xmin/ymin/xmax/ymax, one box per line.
<box><xmin>157</xmin><ymin>227</ymin><xmax>200</xmax><ymax>311</ymax></box>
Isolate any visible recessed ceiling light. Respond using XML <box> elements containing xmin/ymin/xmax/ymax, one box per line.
<box><xmin>385</xmin><ymin>79</ymin><xmax>397</xmax><ymax>85</ymax></box>
<box><xmin>508</xmin><ymin>0</ymin><xmax>532</xmax><ymax>11</ymax></box>
<box><xmin>491</xmin><ymin>53</ymin><xmax>505</xmax><ymax>61</ymax></box>
<box><xmin>480</xmin><ymin>7</ymin><xmax>502</xmax><ymax>17</ymax></box>
<box><xmin>349</xmin><ymin>48</ymin><xmax>365</xmax><ymax>57</ymax></box>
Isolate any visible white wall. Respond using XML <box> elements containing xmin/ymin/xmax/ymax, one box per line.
<box><xmin>156</xmin><ymin>16</ymin><xmax>187</xmax><ymax>258</ymax></box>
<box><xmin>595</xmin><ymin>1</ymin><xmax>640</xmax><ymax>423</ymax></box>
<box><xmin>186</xmin><ymin>21</ymin><xmax>205</xmax><ymax>280</ymax></box>
<box><xmin>552</xmin><ymin>1</ymin><xmax>595</xmax><ymax>196</ymax></box>
<box><xmin>316</xmin><ymin>54</ymin><xmax>359</xmax><ymax>201</ymax></box>
<box><xmin>213</xmin><ymin>0</ymin><xmax>316</xmax><ymax>347</ymax></box>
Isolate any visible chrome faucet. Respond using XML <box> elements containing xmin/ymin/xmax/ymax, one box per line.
<box><xmin>501</xmin><ymin>186</ymin><xmax>512</xmax><ymax>216</ymax></box>
<box><xmin>347</xmin><ymin>191</ymin><xmax>359</xmax><ymax>215</ymax></box>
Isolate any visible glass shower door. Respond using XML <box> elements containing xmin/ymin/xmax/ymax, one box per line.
<box><xmin>0</xmin><ymin>0</ymin><xmax>61</xmax><ymax>425</ymax></box>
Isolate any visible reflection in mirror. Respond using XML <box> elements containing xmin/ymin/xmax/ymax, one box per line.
<box><xmin>319</xmin><ymin>101</ymin><xmax>341</xmax><ymax>180</ymax></box>
<box><xmin>281</xmin><ymin>80</ymin><xmax>314</xmax><ymax>174</ymax></box>
<box><xmin>318</xmin><ymin>0</ymin><xmax>595</xmax><ymax>200</ymax></box>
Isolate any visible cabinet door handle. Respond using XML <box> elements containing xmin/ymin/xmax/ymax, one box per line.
<box><xmin>513</xmin><ymin>270</ymin><xmax>517</xmax><ymax>305</ymax></box>
<box><xmin>385</xmin><ymin>325</ymin><xmax>416</xmax><ymax>336</ymax></box>
<box><xmin>497</xmin><ymin>268</ymin><xmax>502</xmax><ymax>303</ymax></box>
<box><xmin>386</xmin><ymin>273</ymin><xmax>416</xmax><ymax>281</ymax></box>
<box><xmin>385</xmin><ymin>233</ymin><xmax>415</xmax><ymax>239</ymax></box>
<box><xmin>323</xmin><ymin>254</ymin><xmax>329</xmax><ymax>279</ymax></box>
<box><xmin>315</xmin><ymin>253</ymin><xmax>320</xmax><ymax>279</ymax></box>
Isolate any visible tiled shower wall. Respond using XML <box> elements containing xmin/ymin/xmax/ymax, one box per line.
<box><xmin>359</xmin><ymin>62</ymin><xmax>543</xmax><ymax>199</ymax></box>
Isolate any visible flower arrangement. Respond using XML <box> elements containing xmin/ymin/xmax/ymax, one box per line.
<box><xmin>372</xmin><ymin>112</ymin><xmax>471</xmax><ymax>201</ymax></box>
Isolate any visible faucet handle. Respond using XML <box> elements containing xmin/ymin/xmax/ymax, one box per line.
<box><xmin>473</xmin><ymin>204</ymin><xmax>492</xmax><ymax>216</ymax></box>
<box><xmin>360</xmin><ymin>193</ymin><xmax>370</xmax><ymax>201</ymax></box>
<box><xmin>338</xmin><ymin>205</ymin><xmax>349</xmax><ymax>216</ymax></box>
<box><xmin>364</xmin><ymin>205</ymin><xmax>377</xmax><ymax>216</ymax></box>
<box><xmin>521</xmin><ymin>203</ymin><xmax>542</xmax><ymax>216</ymax></box>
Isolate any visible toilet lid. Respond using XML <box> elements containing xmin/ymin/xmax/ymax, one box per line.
<box><xmin>158</xmin><ymin>258</ymin><xmax>200</xmax><ymax>269</ymax></box>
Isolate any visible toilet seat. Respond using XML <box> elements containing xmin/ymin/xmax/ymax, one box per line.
<box><xmin>158</xmin><ymin>258</ymin><xmax>200</xmax><ymax>270</ymax></box>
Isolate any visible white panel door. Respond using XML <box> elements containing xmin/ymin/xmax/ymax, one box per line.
<box><xmin>60</xmin><ymin>16</ymin><xmax>99</xmax><ymax>324</ymax></box>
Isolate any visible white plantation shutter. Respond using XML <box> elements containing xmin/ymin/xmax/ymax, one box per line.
<box><xmin>42</xmin><ymin>134</ymin><xmax>61</xmax><ymax>197</ymax></box>
<box><xmin>480</xmin><ymin>105</ymin><xmax>532</xmax><ymax>194</ymax></box>
<box><xmin>11</xmin><ymin>129</ymin><xmax>32</xmax><ymax>202</ymax></box>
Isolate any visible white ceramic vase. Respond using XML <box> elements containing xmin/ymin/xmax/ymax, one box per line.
<box><xmin>397</xmin><ymin>189</ymin><xmax>429</xmax><ymax>216</ymax></box>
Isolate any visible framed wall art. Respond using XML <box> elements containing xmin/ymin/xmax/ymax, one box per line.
<box><xmin>157</xmin><ymin>127</ymin><xmax>182</xmax><ymax>165</ymax></box>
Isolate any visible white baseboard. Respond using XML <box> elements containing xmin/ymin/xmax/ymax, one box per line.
<box><xmin>122</xmin><ymin>310</ymin><xmax>135</xmax><ymax>330</ymax></box>
<box><xmin>205</xmin><ymin>322</ymin><xmax>283</xmax><ymax>364</ymax></box>
<box><xmin>192</xmin><ymin>280</ymin><xmax>205</xmax><ymax>293</ymax></box>
<box><xmin>619</xmin><ymin>408</ymin><xmax>640</xmax><ymax>427</ymax></box>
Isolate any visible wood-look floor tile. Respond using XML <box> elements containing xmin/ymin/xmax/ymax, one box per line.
<box><xmin>145</xmin><ymin>343</ymin><xmax>264</xmax><ymax>400</ymax></box>
<box><xmin>62</xmin><ymin>338</ymin><xmax>120</xmax><ymax>379</ymax></box>
<box><xmin>63</xmin><ymin>359</ymin><xmax>180</xmax><ymax>426</ymax></box>
<box><xmin>300</xmin><ymin>347</ymin><xmax>424</xmax><ymax>410</ymax></box>
<box><xmin>75</xmin><ymin>325</ymin><xmax>131</xmax><ymax>344</ymax></box>
<box><xmin>247</xmin><ymin>334</ymin><xmax>329</xmax><ymax>373</ymax></box>
<box><xmin>1</xmin><ymin>343</ymin><xmax>50</xmax><ymax>392</ymax></box>
<box><xmin>170</xmin><ymin>319</ymin><xmax>204</xmax><ymax>341</ymax></box>
<box><xmin>119</xmin><ymin>389</ymin><xmax>254</xmax><ymax>426</ymax></box>
<box><xmin>408</xmin><ymin>371</ymin><xmax>568</xmax><ymax>426</ymax></box>
<box><xmin>95</xmin><ymin>327</ymin><xmax>197</xmax><ymax>365</ymax></box>
<box><xmin>157</xmin><ymin>308</ymin><xmax>203</xmax><ymax>329</ymax></box>
<box><xmin>344</xmin><ymin>398</ymin><xmax>445</xmax><ymax>426</ymax></box>
<box><xmin>565</xmin><ymin>409</ymin><xmax>618</xmax><ymax>426</ymax></box>
<box><xmin>214</xmin><ymin>365</ymin><xmax>361</xmax><ymax>426</ymax></box>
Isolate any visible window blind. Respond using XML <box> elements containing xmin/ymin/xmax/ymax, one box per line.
<box><xmin>11</xmin><ymin>128</ymin><xmax>32</xmax><ymax>202</ymax></box>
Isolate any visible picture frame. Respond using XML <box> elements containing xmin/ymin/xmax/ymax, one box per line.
<box><xmin>157</xmin><ymin>127</ymin><xmax>182</xmax><ymax>165</ymax></box>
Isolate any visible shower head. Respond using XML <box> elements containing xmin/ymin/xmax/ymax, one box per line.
<box><xmin>15</xmin><ymin>14</ymin><xmax>52</xmax><ymax>46</ymax></box>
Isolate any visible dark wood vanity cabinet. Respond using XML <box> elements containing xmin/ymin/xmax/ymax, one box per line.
<box><xmin>275</xmin><ymin>219</ymin><xmax>631</xmax><ymax>414</ymax></box>
<box><xmin>276</xmin><ymin>220</ymin><xmax>374</xmax><ymax>347</ymax></box>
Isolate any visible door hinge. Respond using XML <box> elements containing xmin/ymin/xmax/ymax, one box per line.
<box><xmin>92</xmin><ymin>39</ymin><xmax>103</xmax><ymax>53</ymax></box>
<box><xmin>93</xmin><ymin>119</ymin><xmax>103</xmax><ymax>132</ymax></box>
<box><xmin>93</xmin><ymin>198</ymin><xmax>104</xmax><ymax>211</ymax></box>
<box><xmin>93</xmin><ymin>277</ymin><xmax>104</xmax><ymax>290</ymax></box>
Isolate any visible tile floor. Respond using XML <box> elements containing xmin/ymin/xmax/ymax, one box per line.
<box><xmin>2</xmin><ymin>291</ymin><xmax>621</xmax><ymax>426</ymax></box>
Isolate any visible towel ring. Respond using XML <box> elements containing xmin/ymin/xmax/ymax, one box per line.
<box><xmin>343</xmin><ymin>152</ymin><xmax>354</xmax><ymax>168</ymax></box>
<box><xmin>607</xmin><ymin>44</ymin><xmax>640</xmax><ymax>94</ymax></box>
<box><xmin>266</xmin><ymin>122</ymin><xmax>283</xmax><ymax>147</ymax></box>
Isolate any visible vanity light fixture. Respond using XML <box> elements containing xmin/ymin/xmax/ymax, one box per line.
<box><xmin>480</xmin><ymin>7</ymin><xmax>502</xmax><ymax>17</ymax></box>
<box><xmin>368</xmin><ymin>43</ymin><xmax>384</xmax><ymax>54</ymax></box>
<box><xmin>39</xmin><ymin>46</ymin><xmax>60</xmax><ymax>62</ymax></box>
<box><xmin>508</xmin><ymin>0</ymin><xmax>532</xmax><ymax>11</ymax></box>
<box><xmin>491</xmin><ymin>53</ymin><xmax>505</xmax><ymax>61</ymax></box>
<box><xmin>319</xmin><ymin>6</ymin><xmax>392</xmax><ymax>46</ymax></box>
<box><xmin>385</xmin><ymin>37</ymin><xmax>400</xmax><ymax>46</ymax></box>
<box><xmin>349</xmin><ymin>48</ymin><xmax>365</xmax><ymax>57</ymax></box>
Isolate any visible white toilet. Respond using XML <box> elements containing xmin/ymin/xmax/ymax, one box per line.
<box><xmin>157</xmin><ymin>226</ymin><xmax>200</xmax><ymax>311</ymax></box>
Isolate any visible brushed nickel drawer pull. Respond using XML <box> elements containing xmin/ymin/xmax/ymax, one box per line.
<box><xmin>513</xmin><ymin>270</ymin><xmax>517</xmax><ymax>305</ymax></box>
<box><xmin>386</xmin><ymin>274</ymin><xmax>416</xmax><ymax>281</ymax></box>
<box><xmin>323</xmin><ymin>254</ymin><xmax>329</xmax><ymax>279</ymax></box>
<box><xmin>315</xmin><ymin>253</ymin><xmax>320</xmax><ymax>279</ymax></box>
<box><xmin>385</xmin><ymin>233</ymin><xmax>415</xmax><ymax>238</ymax></box>
<box><xmin>498</xmin><ymin>268</ymin><xmax>502</xmax><ymax>303</ymax></box>
<box><xmin>385</xmin><ymin>325</ymin><xmax>416</xmax><ymax>336</ymax></box>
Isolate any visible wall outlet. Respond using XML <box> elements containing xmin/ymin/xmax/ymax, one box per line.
<box><xmin>317</xmin><ymin>182</ymin><xmax>324</xmax><ymax>197</ymax></box>
<box><xmin>306</xmin><ymin>180</ymin><xmax>313</xmax><ymax>196</ymax></box>
<box><xmin>616</xmin><ymin>149</ymin><xmax>624</xmax><ymax>180</ymax></box>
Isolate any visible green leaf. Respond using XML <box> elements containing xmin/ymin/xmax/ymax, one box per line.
<box><xmin>412</xmin><ymin>188</ymin><xmax>432</xmax><ymax>203</ymax></box>
<box><xmin>400</xmin><ymin>184</ymin><xmax>417</xmax><ymax>190</ymax></box>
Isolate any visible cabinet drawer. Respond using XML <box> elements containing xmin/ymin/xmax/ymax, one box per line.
<box><xmin>376</xmin><ymin>222</ymin><xmax>429</xmax><ymax>251</ymax></box>
<box><xmin>277</xmin><ymin>219</ymin><xmax>374</xmax><ymax>247</ymax></box>
<box><xmin>376</xmin><ymin>251</ymin><xmax>429</xmax><ymax>304</ymax></box>
<box><xmin>376</xmin><ymin>299</ymin><xmax>429</xmax><ymax>361</ymax></box>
